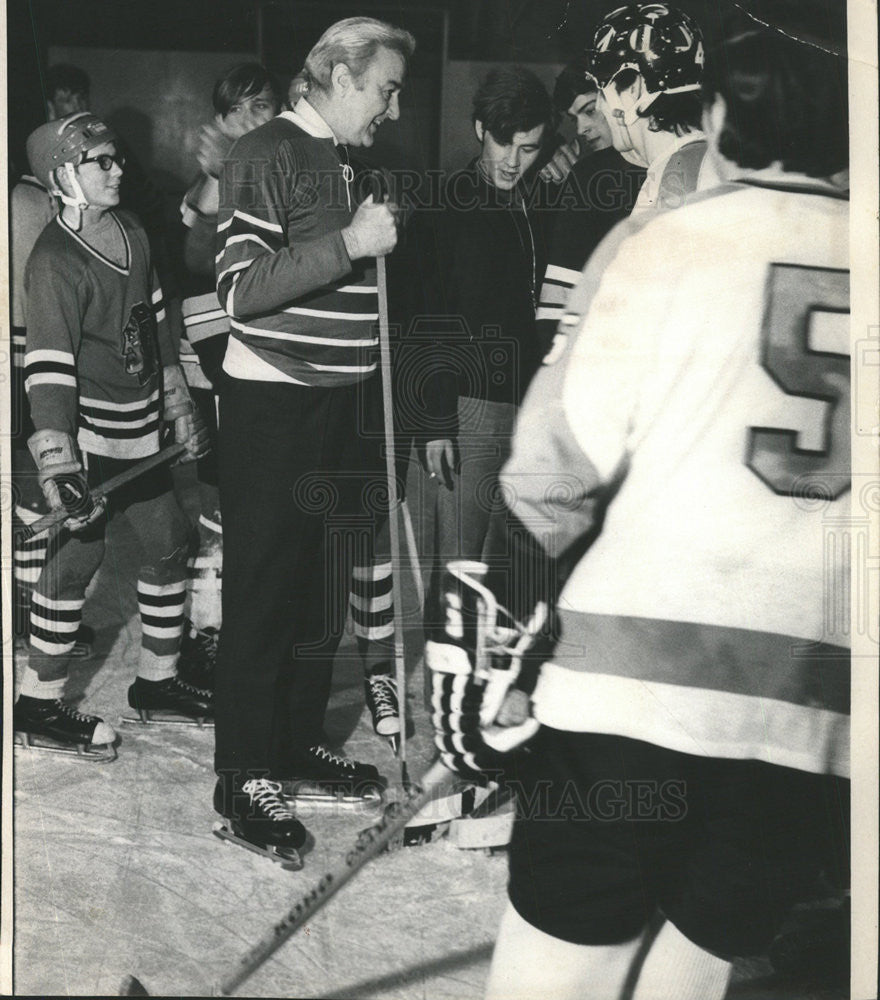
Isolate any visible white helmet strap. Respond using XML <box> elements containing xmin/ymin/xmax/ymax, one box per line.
<box><xmin>603</xmin><ymin>70</ymin><xmax>701</xmax><ymax>127</ymax></box>
<box><xmin>59</xmin><ymin>161</ymin><xmax>89</xmax><ymax>210</ymax></box>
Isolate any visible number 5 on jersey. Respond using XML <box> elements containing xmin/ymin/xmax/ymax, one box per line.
<box><xmin>747</xmin><ymin>263</ymin><xmax>849</xmax><ymax>500</ymax></box>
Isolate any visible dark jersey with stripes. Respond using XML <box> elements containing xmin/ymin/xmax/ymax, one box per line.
<box><xmin>215</xmin><ymin>111</ymin><xmax>379</xmax><ymax>386</ymax></box>
<box><xmin>24</xmin><ymin>210</ymin><xmax>173</xmax><ymax>460</ymax></box>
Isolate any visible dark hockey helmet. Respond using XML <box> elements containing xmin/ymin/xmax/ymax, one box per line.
<box><xmin>26</xmin><ymin>112</ymin><xmax>117</xmax><ymax>192</ymax></box>
<box><xmin>588</xmin><ymin>3</ymin><xmax>705</xmax><ymax>97</ymax></box>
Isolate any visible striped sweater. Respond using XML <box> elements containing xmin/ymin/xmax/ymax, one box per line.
<box><xmin>215</xmin><ymin>101</ymin><xmax>379</xmax><ymax>386</ymax></box>
<box><xmin>10</xmin><ymin>174</ymin><xmax>58</xmax><ymax>367</ymax></box>
<box><xmin>24</xmin><ymin>211</ymin><xmax>173</xmax><ymax>460</ymax></box>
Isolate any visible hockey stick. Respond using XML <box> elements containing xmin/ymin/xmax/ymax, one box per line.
<box><xmin>374</xmin><ymin>194</ymin><xmax>410</xmax><ymax>780</ymax></box>
<box><xmin>120</xmin><ymin>759</ymin><xmax>455</xmax><ymax>997</ymax></box>
<box><xmin>14</xmin><ymin>443</ymin><xmax>186</xmax><ymax>544</ymax></box>
<box><xmin>400</xmin><ymin>495</ymin><xmax>424</xmax><ymax>611</ymax></box>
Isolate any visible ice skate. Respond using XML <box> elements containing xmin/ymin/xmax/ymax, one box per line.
<box><xmin>212</xmin><ymin>777</ymin><xmax>305</xmax><ymax>870</ymax></box>
<box><xmin>175</xmin><ymin>618</ymin><xmax>218</xmax><ymax>690</ymax></box>
<box><xmin>281</xmin><ymin>745</ymin><xmax>386</xmax><ymax>810</ymax></box>
<box><xmin>123</xmin><ymin>675</ymin><xmax>213</xmax><ymax>727</ymax></box>
<box><xmin>13</xmin><ymin>695</ymin><xmax>118</xmax><ymax>762</ymax></box>
<box><xmin>364</xmin><ymin>671</ymin><xmax>401</xmax><ymax>754</ymax></box>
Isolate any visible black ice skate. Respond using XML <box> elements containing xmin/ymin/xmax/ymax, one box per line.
<box><xmin>175</xmin><ymin>619</ymin><xmax>218</xmax><ymax>690</ymax></box>
<box><xmin>281</xmin><ymin>745</ymin><xmax>386</xmax><ymax>810</ymax></box>
<box><xmin>364</xmin><ymin>671</ymin><xmax>401</xmax><ymax>754</ymax></box>
<box><xmin>212</xmin><ymin>777</ymin><xmax>306</xmax><ymax>870</ymax></box>
<box><xmin>14</xmin><ymin>695</ymin><xmax>118</xmax><ymax>762</ymax></box>
<box><xmin>123</xmin><ymin>675</ymin><xmax>213</xmax><ymax>727</ymax></box>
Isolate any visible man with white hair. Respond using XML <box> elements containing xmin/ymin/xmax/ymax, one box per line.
<box><xmin>212</xmin><ymin>17</ymin><xmax>415</xmax><ymax>864</ymax></box>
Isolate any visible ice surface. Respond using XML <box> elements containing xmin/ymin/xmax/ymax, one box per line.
<box><xmin>12</xmin><ymin>463</ymin><xmax>847</xmax><ymax>998</ymax></box>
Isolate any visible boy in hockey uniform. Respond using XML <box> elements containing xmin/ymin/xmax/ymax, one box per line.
<box><xmin>9</xmin><ymin>150</ymin><xmax>60</xmax><ymax>639</ymax></box>
<box><xmin>9</xmin><ymin>67</ymin><xmax>92</xmax><ymax>640</ymax></box>
<box><xmin>430</xmin><ymin>11</ymin><xmax>850</xmax><ymax>999</ymax></box>
<box><xmin>15</xmin><ymin>113</ymin><xmax>211</xmax><ymax>757</ymax></box>
<box><xmin>212</xmin><ymin>17</ymin><xmax>414</xmax><ymax>862</ymax></box>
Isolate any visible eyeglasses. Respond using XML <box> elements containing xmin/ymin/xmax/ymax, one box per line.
<box><xmin>79</xmin><ymin>151</ymin><xmax>125</xmax><ymax>171</ymax></box>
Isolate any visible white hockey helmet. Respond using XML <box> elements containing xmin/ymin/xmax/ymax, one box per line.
<box><xmin>26</xmin><ymin>112</ymin><xmax>118</xmax><ymax>210</ymax></box>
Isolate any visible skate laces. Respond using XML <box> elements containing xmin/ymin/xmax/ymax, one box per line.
<box><xmin>241</xmin><ymin>779</ymin><xmax>296</xmax><ymax>821</ymax></box>
<box><xmin>367</xmin><ymin>674</ymin><xmax>398</xmax><ymax>716</ymax></box>
<box><xmin>311</xmin><ymin>745</ymin><xmax>358</xmax><ymax>769</ymax></box>
<box><xmin>183</xmin><ymin>621</ymin><xmax>218</xmax><ymax>661</ymax></box>
<box><xmin>171</xmin><ymin>675</ymin><xmax>211</xmax><ymax>699</ymax></box>
<box><xmin>55</xmin><ymin>700</ymin><xmax>97</xmax><ymax>723</ymax></box>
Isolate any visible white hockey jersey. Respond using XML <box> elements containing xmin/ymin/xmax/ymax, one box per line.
<box><xmin>502</xmin><ymin>175</ymin><xmax>851</xmax><ymax>776</ymax></box>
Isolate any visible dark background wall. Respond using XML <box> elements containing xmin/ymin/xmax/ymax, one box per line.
<box><xmin>7</xmin><ymin>0</ymin><xmax>764</xmax><ymax>183</ymax></box>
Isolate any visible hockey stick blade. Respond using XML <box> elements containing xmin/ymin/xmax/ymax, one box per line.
<box><xmin>120</xmin><ymin>759</ymin><xmax>455</xmax><ymax>997</ymax></box>
<box><xmin>15</xmin><ymin>443</ymin><xmax>186</xmax><ymax>544</ymax></box>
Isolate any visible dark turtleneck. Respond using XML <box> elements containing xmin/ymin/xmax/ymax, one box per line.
<box><xmin>416</xmin><ymin>157</ymin><xmax>549</xmax><ymax>435</ymax></box>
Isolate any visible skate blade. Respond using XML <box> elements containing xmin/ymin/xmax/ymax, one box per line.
<box><xmin>211</xmin><ymin>821</ymin><xmax>303</xmax><ymax>870</ymax></box>
<box><xmin>280</xmin><ymin>782</ymin><xmax>384</xmax><ymax>812</ymax></box>
<box><xmin>121</xmin><ymin>711</ymin><xmax>214</xmax><ymax>729</ymax></box>
<box><xmin>14</xmin><ymin>730</ymin><xmax>117</xmax><ymax>763</ymax></box>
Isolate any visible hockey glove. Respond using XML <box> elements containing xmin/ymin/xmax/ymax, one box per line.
<box><xmin>427</xmin><ymin>560</ymin><xmax>544</xmax><ymax>781</ymax></box>
<box><xmin>163</xmin><ymin>364</ymin><xmax>211</xmax><ymax>461</ymax></box>
<box><xmin>27</xmin><ymin>429</ymin><xmax>105</xmax><ymax>531</ymax></box>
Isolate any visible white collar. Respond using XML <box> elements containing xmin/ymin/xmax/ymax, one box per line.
<box><xmin>646</xmin><ymin>131</ymin><xmax>706</xmax><ymax>179</ymax></box>
<box><xmin>279</xmin><ymin>98</ymin><xmax>338</xmax><ymax>143</ymax></box>
<box><xmin>634</xmin><ymin>131</ymin><xmax>707</xmax><ymax>212</ymax></box>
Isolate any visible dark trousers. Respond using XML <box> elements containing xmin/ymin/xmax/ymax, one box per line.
<box><xmin>214</xmin><ymin>376</ymin><xmax>383</xmax><ymax>781</ymax></box>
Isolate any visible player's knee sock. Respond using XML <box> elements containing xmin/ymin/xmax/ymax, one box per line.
<box><xmin>25</xmin><ymin>591</ymin><xmax>84</xmax><ymax>694</ymax></box>
<box><xmin>29</xmin><ymin>591</ymin><xmax>84</xmax><ymax>664</ymax></box>
<box><xmin>13</xmin><ymin>505</ymin><xmax>50</xmax><ymax>636</ymax></box>
<box><xmin>631</xmin><ymin>919</ymin><xmax>732</xmax><ymax>1000</ymax></box>
<box><xmin>186</xmin><ymin>512</ymin><xmax>222</xmax><ymax>631</ymax></box>
<box><xmin>137</xmin><ymin>567</ymin><xmax>186</xmax><ymax>681</ymax></box>
<box><xmin>351</xmin><ymin>559</ymin><xmax>394</xmax><ymax>673</ymax></box>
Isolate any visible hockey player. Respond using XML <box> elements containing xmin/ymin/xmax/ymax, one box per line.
<box><xmin>588</xmin><ymin>3</ymin><xmax>713</xmax><ymax>215</ymax></box>
<box><xmin>535</xmin><ymin>60</ymin><xmax>645</xmax><ymax>356</ymax></box>
<box><xmin>212</xmin><ymin>17</ymin><xmax>415</xmax><ymax>862</ymax></box>
<box><xmin>15</xmin><ymin>112</ymin><xmax>212</xmax><ymax>758</ymax></box>
<box><xmin>430</xmin><ymin>11</ymin><xmax>850</xmax><ymax>999</ymax></box>
<box><xmin>9</xmin><ymin>155</ymin><xmax>60</xmax><ymax>640</ymax></box>
<box><xmin>176</xmin><ymin>63</ymin><xmax>282</xmax><ymax>687</ymax></box>
<box><xmin>9</xmin><ymin>69</ymin><xmax>90</xmax><ymax>640</ymax></box>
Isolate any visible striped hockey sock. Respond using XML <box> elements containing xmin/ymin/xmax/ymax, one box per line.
<box><xmin>137</xmin><ymin>569</ymin><xmax>186</xmax><ymax>681</ymax></box>
<box><xmin>13</xmin><ymin>504</ymin><xmax>50</xmax><ymax>636</ymax></box>
<box><xmin>29</xmin><ymin>591</ymin><xmax>85</xmax><ymax>660</ymax></box>
<box><xmin>351</xmin><ymin>559</ymin><xmax>394</xmax><ymax>656</ymax></box>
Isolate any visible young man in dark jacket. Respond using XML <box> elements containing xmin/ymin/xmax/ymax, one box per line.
<box><xmin>420</xmin><ymin>66</ymin><xmax>555</xmax><ymax>635</ymax></box>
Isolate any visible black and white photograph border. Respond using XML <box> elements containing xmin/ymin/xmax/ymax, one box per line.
<box><xmin>1</xmin><ymin>1</ymin><xmax>878</xmax><ymax>998</ymax></box>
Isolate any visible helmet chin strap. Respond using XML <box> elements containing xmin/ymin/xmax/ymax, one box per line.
<box><xmin>603</xmin><ymin>74</ymin><xmax>659</xmax><ymax>128</ymax></box>
<box><xmin>59</xmin><ymin>161</ymin><xmax>89</xmax><ymax>231</ymax></box>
